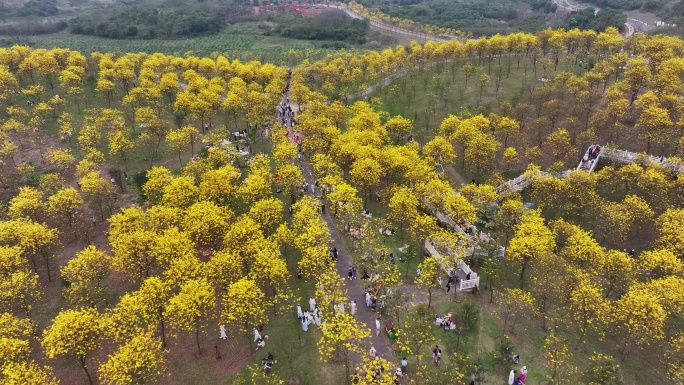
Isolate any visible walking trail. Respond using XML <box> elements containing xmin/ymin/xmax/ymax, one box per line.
<box><xmin>278</xmin><ymin>91</ymin><xmax>395</xmax><ymax>363</ymax></box>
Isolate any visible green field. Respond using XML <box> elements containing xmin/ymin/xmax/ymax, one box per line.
<box><xmin>0</xmin><ymin>28</ymin><xmax>334</xmax><ymax>64</ymax></box>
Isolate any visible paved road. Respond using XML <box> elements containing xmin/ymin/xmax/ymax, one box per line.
<box><xmin>551</xmin><ymin>0</ymin><xmax>653</xmax><ymax>37</ymax></box>
<box><xmin>326</xmin><ymin>4</ymin><xmax>449</xmax><ymax>42</ymax></box>
<box><xmin>278</xmin><ymin>93</ymin><xmax>395</xmax><ymax>363</ymax></box>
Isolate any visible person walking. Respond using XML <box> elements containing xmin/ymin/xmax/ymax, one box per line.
<box><xmin>519</xmin><ymin>366</ymin><xmax>527</xmax><ymax>384</ymax></box>
<box><xmin>376</xmin><ymin>318</ymin><xmax>381</xmax><ymax>337</ymax></box>
<box><xmin>219</xmin><ymin>325</ymin><xmax>227</xmax><ymax>340</ymax></box>
<box><xmin>401</xmin><ymin>357</ymin><xmax>408</xmax><ymax>374</ymax></box>
<box><xmin>309</xmin><ymin>297</ymin><xmax>316</xmax><ymax>312</ymax></box>
<box><xmin>348</xmin><ymin>266</ymin><xmax>354</xmax><ymax>280</ymax></box>
<box><xmin>350</xmin><ymin>301</ymin><xmax>357</xmax><ymax>316</ymax></box>
<box><xmin>314</xmin><ymin>309</ymin><xmax>322</xmax><ymax>327</ymax></box>
<box><xmin>508</xmin><ymin>369</ymin><xmax>517</xmax><ymax>385</ymax></box>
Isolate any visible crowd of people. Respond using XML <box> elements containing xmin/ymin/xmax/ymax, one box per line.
<box><xmin>434</xmin><ymin>313</ymin><xmax>458</xmax><ymax>332</ymax></box>
<box><xmin>345</xmin><ymin>223</ymin><xmax>370</xmax><ymax>240</ymax></box>
<box><xmin>508</xmin><ymin>365</ymin><xmax>528</xmax><ymax>385</ymax></box>
<box><xmin>579</xmin><ymin>144</ymin><xmax>601</xmax><ymax>170</ymax></box>
<box><xmin>297</xmin><ymin>297</ymin><xmax>323</xmax><ymax>332</ymax></box>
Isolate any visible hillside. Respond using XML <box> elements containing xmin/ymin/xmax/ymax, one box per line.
<box><xmin>0</xmin><ymin>17</ymin><xmax>683</xmax><ymax>385</ymax></box>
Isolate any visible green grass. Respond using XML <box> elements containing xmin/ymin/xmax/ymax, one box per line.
<box><xmin>369</xmin><ymin>58</ymin><xmax>568</xmax><ymax>137</ymax></box>
<box><xmin>1</xmin><ymin>29</ymin><xmax>328</xmax><ymax>63</ymax></box>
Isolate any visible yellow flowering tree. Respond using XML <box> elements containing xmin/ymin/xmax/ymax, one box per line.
<box><xmin>0</xmin><ymin>361</ymin><xmax>59</xmax><ymax>385</ymax></box>
<box><xmin>162</xmin><ymin>176</ymin><xmax>198</xmax><ymax>209</ymax></box>
<box><xmin>567</xmin><ymin>282</ymin><xmax>610</xmax><ymax>348</ymax></box>
<box><xmin>109</xmin><ymin>277</ymin><xmax>170</xmax><ymax>346</ymax></box>
<box><xmin>182</xmin><ymin>201</ymin><xmax>232</xmax><ymax>249</ymax></box>
<box><xmin>354</xmin><ymin>355</ymin><xmax>395</xmax><ymax>385</ymax></box>
<box><xmin>98</xmin><ymin>331</ymin><xmax>166</xmax><ymax>385</ymax></box>
<box><xmin>639</xmin><ymin>249</ymin><xmax>684</xmax><ymax>279</ymax></box>
<box><xmin>544</xmin><ymin>332</ymin><xmax>575</xmax><ymax>384</ymax></box>
<box><xmin>387</xmin><ymin>186</ymin><xmax>419</xmax><ymax>241</ymax></box>
<box><xmin>318</xmin><ymin>312</ymin><xmax>370</xmax><ymax>379</ymax></box>
<box><xmin>42</xmin><ymin>307</ymin><xmax>104</xmax><ymax>385</ymax></box>
<box><xmin>47</xmin><ymin>188</ymin><xmax>83</xmax><ymax>229</ymax></box>
<box><xmin>79</xmin><ymin>171</ymin><xmax>116</xmax><ymax>219</ymax></box>
<box><xmin>61</xmin><ymin>245</ymin><xmax>111</xmax><ymax>307</ymax></box>
<box><xmin>222</xmin><ymin>278</ymin><xmax>266</xmax><ymax>347</ymax></box>
<box><xmin>143</xmin><ymin>167</ymin><xmax>173</xmax><ymax>204</ymax></box>
<box><xmin>0</xmin><ymin>312</ymin><xmax>32</xmax><ymax>367</ymax></box>
<box><xmin>495</xmin><ymin>288</ymin><xmax>536</xmax><ymax>334</ymax></box>
<box><xmin>398</xmin><ymin>304</ymin><xmax>435</xmax><ymax>364</ymax></box>
<box><xmin>110</xmin><ymin>230</ymin><xmax>158</xmax><ymax>283</ymax></box>
<box><xmin>165</xmin><ymin>278</ymin><xmax>216</xmax><ymax>356</ymax></box>
<box><xmin>507</xmin><ymin>210</ymin><xmax>555</xmax><ymax>289</ymax></box>
<box><xmin>613</xmin><ymin>289</ymin><xmax>666</xmax><ymax>361</ymax></box>
<box><xmin>248</xmin><ymin>198</ymin><xmax>283</xmax><ymax>236</ymax></box>
<box><xmin>414</xmin><ymin>257</ymin><xmax>441</xmax><ymax>308</ymax></box>
<box><xmin>0</xmin><ymin>270</ymin><xmax>42</xmax><ymax>330</ymax></box>
<box><xmin>7</xmin><ymin>187</ymin><xmax>45</xmax><ymax>222</ymax></box>
<box><xmin>655</xmin><ymin>208</ymin><xmax>684</xmax><ymax>259</ymax></box>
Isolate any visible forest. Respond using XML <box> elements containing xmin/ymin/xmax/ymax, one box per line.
<box><xmin>68</xmin><ymin>6</ymin><xmax>225</xmax><ymax>39</ymax></box>
<box><xmin>1</xmin><ymin>10</ymin><xmax>684</xmax><ymax>385</ymax></box>
<box><xmin>567</xmin><ymin>8</ymin><xmax>627</xmax><ymax>32</ymax></box>
<box><xmin>266</xmin><ymin>11</ymin><xmax>370</xmax><ymax>45</ymax></box>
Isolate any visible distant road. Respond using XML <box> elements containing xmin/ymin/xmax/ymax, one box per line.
<box><xmin>554</xmin><ymin>0</ymin><xmax>586</xmax><ymax>11</ymax></box>
<box><xmin>326</xmin><ymin>4</ymin><xmax>450</xmax><ymax>42</ymax></box>
<box><xmin>551</xmin><ymin>0</ymin><xmax>653</xmax><ymax>37</ymax></box>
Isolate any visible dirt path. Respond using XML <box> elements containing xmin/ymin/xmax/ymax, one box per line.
<box><xmin>444</xmin><ymin>164</ymin><xmax>468</xmax><ymax>187</ymax></box>
<box><xmin>300</xmin><ymin>160</ymin><xmax>395</xmax><ymax>361</ymax></box>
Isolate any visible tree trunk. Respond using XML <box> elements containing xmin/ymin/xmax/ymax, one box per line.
<box><xmin>43</xmin><ymin>253</ymin><xmax>52</xmax><ymax>282</ymax></box>
<box><xmin>195</xmin><ymin>321</ymin><xmax>202</xmax><ymax>356</ymax></box>
<box><xmin>79</xmin><ymin>356</ymin><xmax>94</xmax><ymax>385</ymax></box>
<box><xmin>519</xmin><ymin>257</ymin><xmax>529</xmax><ymax>289</ymax></box>
<box><xmin>29</xmin><ymin>255</ymin><xmax>37</xmax><ymax>273</ymax></box>
<box><xmin>159</xmin><ymin>316</ymin><xmax>167</xmax><ymax>347</ymax></box>
<box><xmin>489</xmin><ymin>279</ymin><xmax>495</xmax><ymax>304</ymax></box>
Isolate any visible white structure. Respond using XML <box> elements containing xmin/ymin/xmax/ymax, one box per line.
<box><xmin>424</xmin><ymin>238</ymin><xmax>480</xmax><ymax>291</ymax></box>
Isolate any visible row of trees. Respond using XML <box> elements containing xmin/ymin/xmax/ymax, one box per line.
<box><xmin>286</xmin><ymin>62</ymin><xmax>684</xmax><ymax>381</ymax></box>
<box><xmin>0</xmin><ymin>44</ymin><xmax>341</xmax><ymax>384</ymax></box>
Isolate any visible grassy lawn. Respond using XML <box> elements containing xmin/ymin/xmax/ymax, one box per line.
<box><xmin>0</xmin><ymin>20</ymin><xmax>407</xmax><ymax>65</ymax></box>
<box><xmin>369</xmin><ymin>58</ymin><xmax>569</xmax><ymax>139</ymax></box>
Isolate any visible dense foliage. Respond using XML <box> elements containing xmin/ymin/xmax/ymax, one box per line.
<box><xmin>567</xmin><ymin>8</ymin><xmax>627</xmax><ymax>32</ymax></box>
<box><xmin>13</xmin><ymin>0</ymin><xmax>59</xmax><ymax>18</ymax></box>
<box><xmin>266</xmin><ymin>11</ymin><xmax>369</xmax><ymax>44</ymax></box>
<box><xmin>69</xmin><ymin>6</ymin><xmax>224</xmax><ymax>39</ymax></box>
<box><xmin>358</xmin><ymin>0</ymin><xmax>554</xmax><ymax>35</ymax></box>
